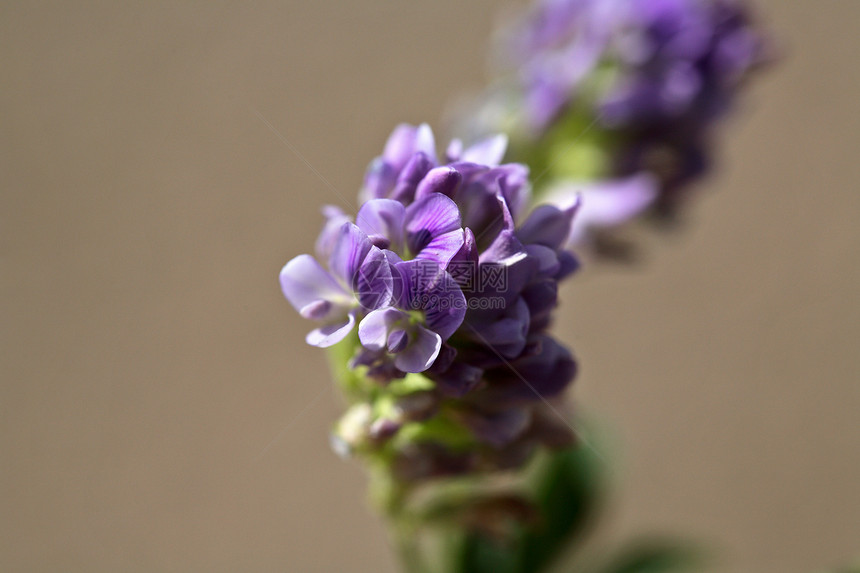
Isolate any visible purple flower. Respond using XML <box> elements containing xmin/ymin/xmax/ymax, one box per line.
<box><xmin>358</xmin><ymin>307</ymin><xmax>444</xmax><ymax>373</ymax></box>
<box><xmin>280</xmin><ymin>223</ymin><xmax>394</xmax><ymax>347</ymax></box>
<box><xmin>356</xmin><ymin>194</ymin><xmax>466</xmax><ymax>266</ymax></box>
<box><xmin>357</xmin><ymin>259</ymin><xmax>467</xmax><ymax>374</ymax></box>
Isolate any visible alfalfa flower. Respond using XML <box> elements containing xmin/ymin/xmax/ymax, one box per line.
<box><xmin>280</xmin><ymin>124</ymin><xmax>583</xmax><ymax>486</ymax></box>
<box><xmin>458</xmin><ymin>0</ymin><xmax>771</xmax><ymax>249</ymax></box>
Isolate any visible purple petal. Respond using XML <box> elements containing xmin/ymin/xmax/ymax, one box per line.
<box><xmin>306</xmin><ymin>313</ymin><xmax>356</xmax><ymax>348</ymax></box>
<box><xmin>394</xmin><ymin>325</ymin><xmax>442</xmax><ymax>373</ymax></box>
<box><xmin>484</xmin><ymin>335</ymin><xmax>577</xmax><ymax>402</ymax></box>
<box><xmin>495</xmin><ymin>163</ymin><xmax>532</xmax><ymax>220</ymax></box>
<box><xmin>280</xmin><ymin>254</ymin><xmax>351</xmax><ymax>312</ymax></box>
<box><xmin>452</xmin><ymin>227</ymin><xmax>478</xmax><ymax>265</ymax></box>
<box><xmin>467</xmin><ymin>297</ymin><xmax>531</xmax><ymax>359</ymax></box>
<box><xmin>299</xmin><ymin>299</ymin><xmax>332</xmax><ymax>321</ymax></box>
<box><xmin>387</xmin><ymin>329</ymin><xmax>409</xmax><ymax>353</ymax></box>
<box><xmin>328</xmin><ymin>223</ymin><xmax>373</xmax><ymax>287</ymax></box>
<box><xmin>414</xmin><ymin>166</ymin><xmax>463</xmax><ymax>201</ymax></box>
<box><xmin>360</xmin><ymin>158</ymin><xmax>397</xmax><ymax>202</ymax></box>
<box><xmin>517</xmin><ymin>200</ymin><xmax>580</xmax><ymax>250</ymax></box>
<box><xmin>315</xmin><ymin>205</ymin><xmax>352</xmax><ymax>260</ymax></box>
<box><xmin>423</xmin><ymin>275</ymin><xmax>466</xmax><ymax>341</ymax></box>
<box><xmin>415</xmin><ymin>229</ymin><xmax>465</xmax><ymax>267</ymax></box>
<box><xmin>555</xmin><ymin>250</ymin><xmax>580</xmax><ymax>281</ymax></box>
<box><xmin>356</xmin><ymin>199</ymin><xmax>406</xmax><ymax>252</ymax></box>
<box><xmin>405</xmin><ymin>193</ymin><xmax>463</xmax><ymax>257</ymax></box>
<box><xmin>460</xmin><ymin>408</ymin><xmax>531</xmax><ymax>447</ymax></box>
<box><xmin>448</xmin><ymin>227</ymin><xmax>478</xmax><ymax>290</ymax></box>
<box><xmin>383</xmin><ymin>124</ymin><xmax>418</xmax><ymax>170</ymax></box>
<box><xmin>476</xmin><ymin>198</ymin><xmax>536</xmax><ymax>304</ymax></box>
<box><xmin>395</xmin><ymin>260</ymin><xmax>466</xmax><ymax>340</ymax></box>
<box><xmin>412</xmin><ymin>123</ymin><xmax>437</xmax><ymax>163</ymax></box>
<box><xmin>548</xmin><ymin>174</ymin><xmax>658</xmax><ymax>245</ymax></box>
<box><xmin>521</xmin><ymin>279</ymin><xmax>558</xmax><ymax>325</ymax></box>
<box><xmin>459</xmin><ymin>134</ymin><xmax>508</xmax><ymax>166</ymax></box>
<box><xmin>525</xmin><ymin>244</ymin><xmax>561</xmax><ymax>278</ymax></box>
<box><xmin>391</xmin><ymin>152</ymin><xmax>434</xmax><ymax>203</ymax></box>
<box><xmin>457</xmin><ymin>177</ymin><xmax>505</xmax><ymax>243</ymax></box>
<box><xmin>427</xmin><ymin>343</ymin><xmax>457</xmax><ymax>374</ymax></box>
<box><xmin>355</xmin><ymin>247</ymin><xmax>395</xmax><ymax>310</ymax></box>
<box><xmin>383</xmin><ymin>123</ymin><xmax>436</xmax><ymax>171</ymax></box>
<box><xmin>445</xmin><ymin>138</ymin><xmax>464</xmax><ymax>162</ymax></box>
<box><xmin>500</xmin><ymin>335</ymin><xmax>577</xmax><ymax>400</ymax></box>
<box><xmin>479</xmin><ymin>195</ymin><xmax>527</xmax><ymax>265</ymax></box>
<box><xmin>429</xmin><ymin>362</ymin><xmax>483</xmax><ymax>397</ymax></box>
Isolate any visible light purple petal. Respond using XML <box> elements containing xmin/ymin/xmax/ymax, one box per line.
<box><xmin>477</xmin><ymin>200</ymin><xmax>536</xmax><ymax>305</ymax></box>
<box><xmin>382</xmin><ymin>123</ymin><xmax>437</xmax><ymax>169</ymax></box>
<box><xmin>358</xmin><ymin>307</ymin><xmax>408</xmax><ymax>351</ymax></box>
<box><xmin>299</xmin><ymin>299</ymin><xmax>332</xmax><ymax>321</ymax></box>
<box><xmin>387</xmin><ymin>329</ymin><xmax>409</xmax><ymax>353</ymax></box>
<box><xmin>394</xmin><ymin>326</ymin><xmax>442</xmax><ymax>373</ymax></box>
<box><xmin>360</xmin><ymin>158</ymin><xmax>396</xmax><ymax>202</ymax></box>
<box><xmin>306</xmin><ymin>313</ymin><xmax>356</xmax><ymax>348</ymax></box>
<box><xmin>445</xmin><ymin>138</ymin><xmax>464</xmax><ymax>162</ymax></box>
<box><xmin>459</xmin><ymin>134</ymin><xmax>509</xmax><ymax>166</ymax></box>
<box><xmin>412</xmin><ymin>123</ymin><xmax>437</xmax><ymax>164</ymax></box>
<box><xmin>315</xmin><ymin>205</ymin><xmax>352</xmax><ymax>260</ymax></box>
<box><xmin>280</xmin><ymin>254</ymin><xmax>351</xmax><ymax>312</ymax></box>
<box><xmin>356</xmin><ymin>199</ymin><xmax>406</xmax><ymax>252</ymax></box>
<box><xmin>545</xmin><ymin>174</ymin><xmax>658</xmax><ymax>245</ymax></box>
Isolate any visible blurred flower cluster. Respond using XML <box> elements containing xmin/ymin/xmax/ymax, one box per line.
<box><xmin>460</xmin><ymin>0</ymin><xmax>771</xmax><ymax>251</ymax></box>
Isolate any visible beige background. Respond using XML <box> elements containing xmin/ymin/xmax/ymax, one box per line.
<box><xmin>2</xmin><ymin>1</ymin><xmax>858</xmax><ymax>572</ymax></box>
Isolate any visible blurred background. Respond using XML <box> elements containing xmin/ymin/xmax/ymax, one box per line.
<box><xmin>2</xmin><ymin>1</ymin><xmax>858</xmax><ymax>571</ymax></box>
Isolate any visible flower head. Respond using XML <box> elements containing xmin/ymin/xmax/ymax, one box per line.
<box><xmin>280</xmin><ymin>124</ymin><xmax>583</xmax><ymax>483</ymax></box>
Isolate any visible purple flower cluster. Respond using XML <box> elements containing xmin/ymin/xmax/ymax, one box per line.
<box><xmin>505</xmin><ymin>0</ymin><xmax>770</xmax><ymax>213</ymax></box>
<box><xmin>511</xmin><ymin>0</ymin><xmax>768</xmax><ymax>132</ymax></box>
<box><xmin>281</xmin><ymin>124</ymin><xmax>581</xmax><ymax>478</ymax></box>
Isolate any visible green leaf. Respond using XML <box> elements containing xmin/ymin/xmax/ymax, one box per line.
<box><xmin>452</xmin><ymin>441</ymin><xmax>605</xmax><ymax>573</ymax></box>
<box><xmin>516</xmin><ymin>443</ymin><xmax>604</xmax><ymax>572</ymax></box>
<box><xmin>458</xmin><ymin>534</ymin><xmax>522</xmax><ymax>573</ymax></box>
<box><xmin>596</xmin><ymin>541</ymin><xmax>703</xmax><ymax>573</ymax></box>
